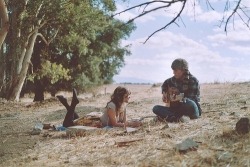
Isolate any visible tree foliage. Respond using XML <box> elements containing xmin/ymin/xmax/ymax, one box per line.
<box><xmin>33</xmin><ymin>1</ymin><xmax>135</xmax><ymax>93</ymax></box>
<box><xmin>0</xmin><ymin>0</ymin><xmax>135</xmax><ymax>101</ymax></box>
<box><xmin>27</xmin><ymin>60</ymin><xmax>71</xmax><ymax>84</ymax></box>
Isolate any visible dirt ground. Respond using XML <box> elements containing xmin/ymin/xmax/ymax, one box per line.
<box><xmin>0</xmin><ymin>83</ymin><xmax>249</xmax><ymax>167</ymax></box>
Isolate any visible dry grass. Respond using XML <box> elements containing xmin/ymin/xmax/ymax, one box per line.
<box><xmin>0</xmin><ymin>83</ymin><xmax>250</xmax><ymax>167</ymax></box>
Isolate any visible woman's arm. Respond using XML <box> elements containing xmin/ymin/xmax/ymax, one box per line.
<box><xmin>107</xmin><ymin>108</ymin><xmax>126</xmax><ymax>127</ymax></box>
<box><xmin>124</xmin><ymin>109</ymin><xmax>127</xmax><ymax>122</ymax></box>
<box><xmin>108</xmin><ymin>108</ymin><xmax>142</xmax><ymax>128</ymax></box>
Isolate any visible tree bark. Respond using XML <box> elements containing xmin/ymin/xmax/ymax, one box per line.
<box><xmin>32</xmin><ymin>37</ymin><xmax>45</xmax><ymax>102</ymax></box>
<box><xmin>7</xmin><ymin>31</ymin><xmax>38</xmax><ymax>101</ymax></box>
<box><xmin>0</xmin><ymin>0</ymin><xmax>9</xmax><ymax>94</ymax></box>
<box><xmin>0</xmin><ymin>0</ymin><xmax>9</xmax><ymax>48</ymax></box>
<box><xmin>33</xmin><ymin>78</ymin><xmax>45</xmax><ymax>102</ymax></box>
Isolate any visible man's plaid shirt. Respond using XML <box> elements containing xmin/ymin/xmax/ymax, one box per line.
<box><xmin>161</xmin><ymin>71</ymin><xmax>202</xmax><ymax>115</ymax></box>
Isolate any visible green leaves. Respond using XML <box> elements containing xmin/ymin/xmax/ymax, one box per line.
<box><xmin>25</xmin><ymin>0</ymin><xmax>135</xmax><ymax>92</ymax></box>
<box><xmin>28</xmin><ymin>60</ymin><xmax>71</xmax><ymax>84</ymax></box>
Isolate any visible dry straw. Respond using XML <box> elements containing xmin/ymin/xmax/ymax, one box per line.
<box><xmin>1</xmin><ymin>83</ymin><xmax>250</xmax><ymax>167</ymax></box>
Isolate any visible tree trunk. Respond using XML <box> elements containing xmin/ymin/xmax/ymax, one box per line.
<box><xmin>0</xmin><ymin>44</ymin><xmax>5</xmax><ymax>95</ymax></box>
<box><xmin>0</xmin><ymin>0</ymin><xmax>9</xmax><ymax>94</ymax></box>
<box><xmin>7</xmin><ymin>31</ymin><xmax>38</xmax><ymax>101</ymax></box>
<box><xmin>32</xmin><ymin>38</ymin><xmax>45</xmax><ymax>101</ymax></box>
<box><xmin>0</xmin><ymin>0</ymin><xmax>9</xmax><ymax>48</ymax></box>
<box><xmin>33</xmin><ymin>78</ymin><xmax>45</xmax><ymax>102</ymax></box>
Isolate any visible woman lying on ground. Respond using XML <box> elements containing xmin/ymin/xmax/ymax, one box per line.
<box><xmin>56</xmin><ymin>86</ymin><xmax>142</xmax><ymax>128</ymax></box>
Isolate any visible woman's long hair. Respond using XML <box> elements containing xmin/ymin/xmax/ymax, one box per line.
<box><xmin>107</xmin><ymin>86</ymin><xmax>130</xmax><ymax>115</ymax></box>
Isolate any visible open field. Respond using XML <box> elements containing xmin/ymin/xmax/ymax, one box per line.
<box><xmin>0</xmin><ymin>83</ymin><xmax>250</xmax><ymax>167</ymax></box>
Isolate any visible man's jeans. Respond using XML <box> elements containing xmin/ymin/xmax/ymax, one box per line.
<box><xmin>152</xmin><ymin>98</ymin><xmax>199</xmax><ymax>120</ymax></box>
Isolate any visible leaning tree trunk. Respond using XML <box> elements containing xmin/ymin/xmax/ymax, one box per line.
<box><xmin>7</xmin><ymin>31</ymin><xmax>38</xmax><ymax>101</ymax></box>
<box><xmin>0</xmin><ymin>0</ymin><xmax>9</xmax><ymax>93</ymax></box>
<box><xmin>0</xmin><ymin>0</ymin><xmax>9</xmax><ymax>48</ymax></box>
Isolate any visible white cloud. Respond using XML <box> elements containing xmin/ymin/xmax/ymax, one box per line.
<box><xmin>230</xmin><ymin>46</ymin><xmax>250</xmax><ymax>55</ymax></box>
<box><xmin>195</xmin><ymin>10</ymin><xmax>222</xmax><ymax>23</ymax></box>
<box><xmin>242</xmin><ymin>0</ymin><xmax>250</xmax><ymax>6</ymax></box>
<box><xmin>117</xmin><ymin>31</ymin><xmax>249</xmax><ymax>83</ymax></box>
<box><xmin>208</xmin><ymin>31</ymin><xmax>250</xmax><ymax>43</ymax></box>
<box><xmin>207</xmin><ymin>20</ymin><xmax>250</xmax><ymax>56</ymax></box>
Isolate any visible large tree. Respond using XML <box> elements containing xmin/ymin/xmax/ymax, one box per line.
<box><xmin>0</xmin><ymin>0</ymin><xmax>66</xmax><ymax>101</ymax></box>
<box><xmin>0</xmin><ymin>0</ymin><xmax>133</xmax><ymax>101</ymax></box>
<box><xmin>27</xmin><ymin>1</ymin><xmax>135</xmax><ymax>101</ymax></box>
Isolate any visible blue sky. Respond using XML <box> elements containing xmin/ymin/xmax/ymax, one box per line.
<box><xmin>112</xmin><ymin>0</ymin><xmax>250</xmax><ymax>84</ymax></box>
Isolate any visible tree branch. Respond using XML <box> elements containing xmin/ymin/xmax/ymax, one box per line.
<box><xmin>114</xmin><ymin>0</ymin><xmax>249</xmax><ymax>43</ymax></box>
<box><xmin>37</xmin><ymin>27</ymin><xmax>60</xmax><ymax>46</ymax></box>
<box><xmin>127</xmin><ymin>4</ymin><xmax>172</xmax><ymax>24</ymax></box>
<box><xmin>144</xmin><ymin>0</ymin><xmax>187</xmax><ymax>43</ymax></box>
<box><xmin>236</xmin><ymin>8</ymin><xmax>250</xmax><ymax>29</ymax></box>
<box><xmin>37</xmin><ymin>33</ymin><xmax>49</xmax><ymax>45</ymax></box>
<box><xmin>239</xmin><ymin>6</ymin><xmax>250</xmax><ymax>28</ymax></box>
<box><xmin>205</xmin><ymin>0</ymin><xmax>214</xmax><ymax>10</ymax></box>
<box><xmin>224</xmin><ymin>0</ymin><xmax>241</xmax><ymax>32</ymax></box>
<box><xmin>114</xmin><ymin>0</ymin><xmax>187</xmax><ymax>43</ymax></box>
<box><xmin>112</xmin><ymin>1</ymin><xmax>173</xmax><ymax>17</ymax></box>
<box><xmin>48</xmin><ymin>27</ymin><xmax>60</xmax><ymax>44</ymax></box>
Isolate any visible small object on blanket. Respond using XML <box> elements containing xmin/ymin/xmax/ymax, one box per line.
<box><xmin>53</xmin><ymin>124</ymin><xmax>67</xmax><ymax>131</ymax></box>
<box><xmin>43</xmin><ymin>123</ymin><xmax>52</xmax><ymax>129</ymax></box>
